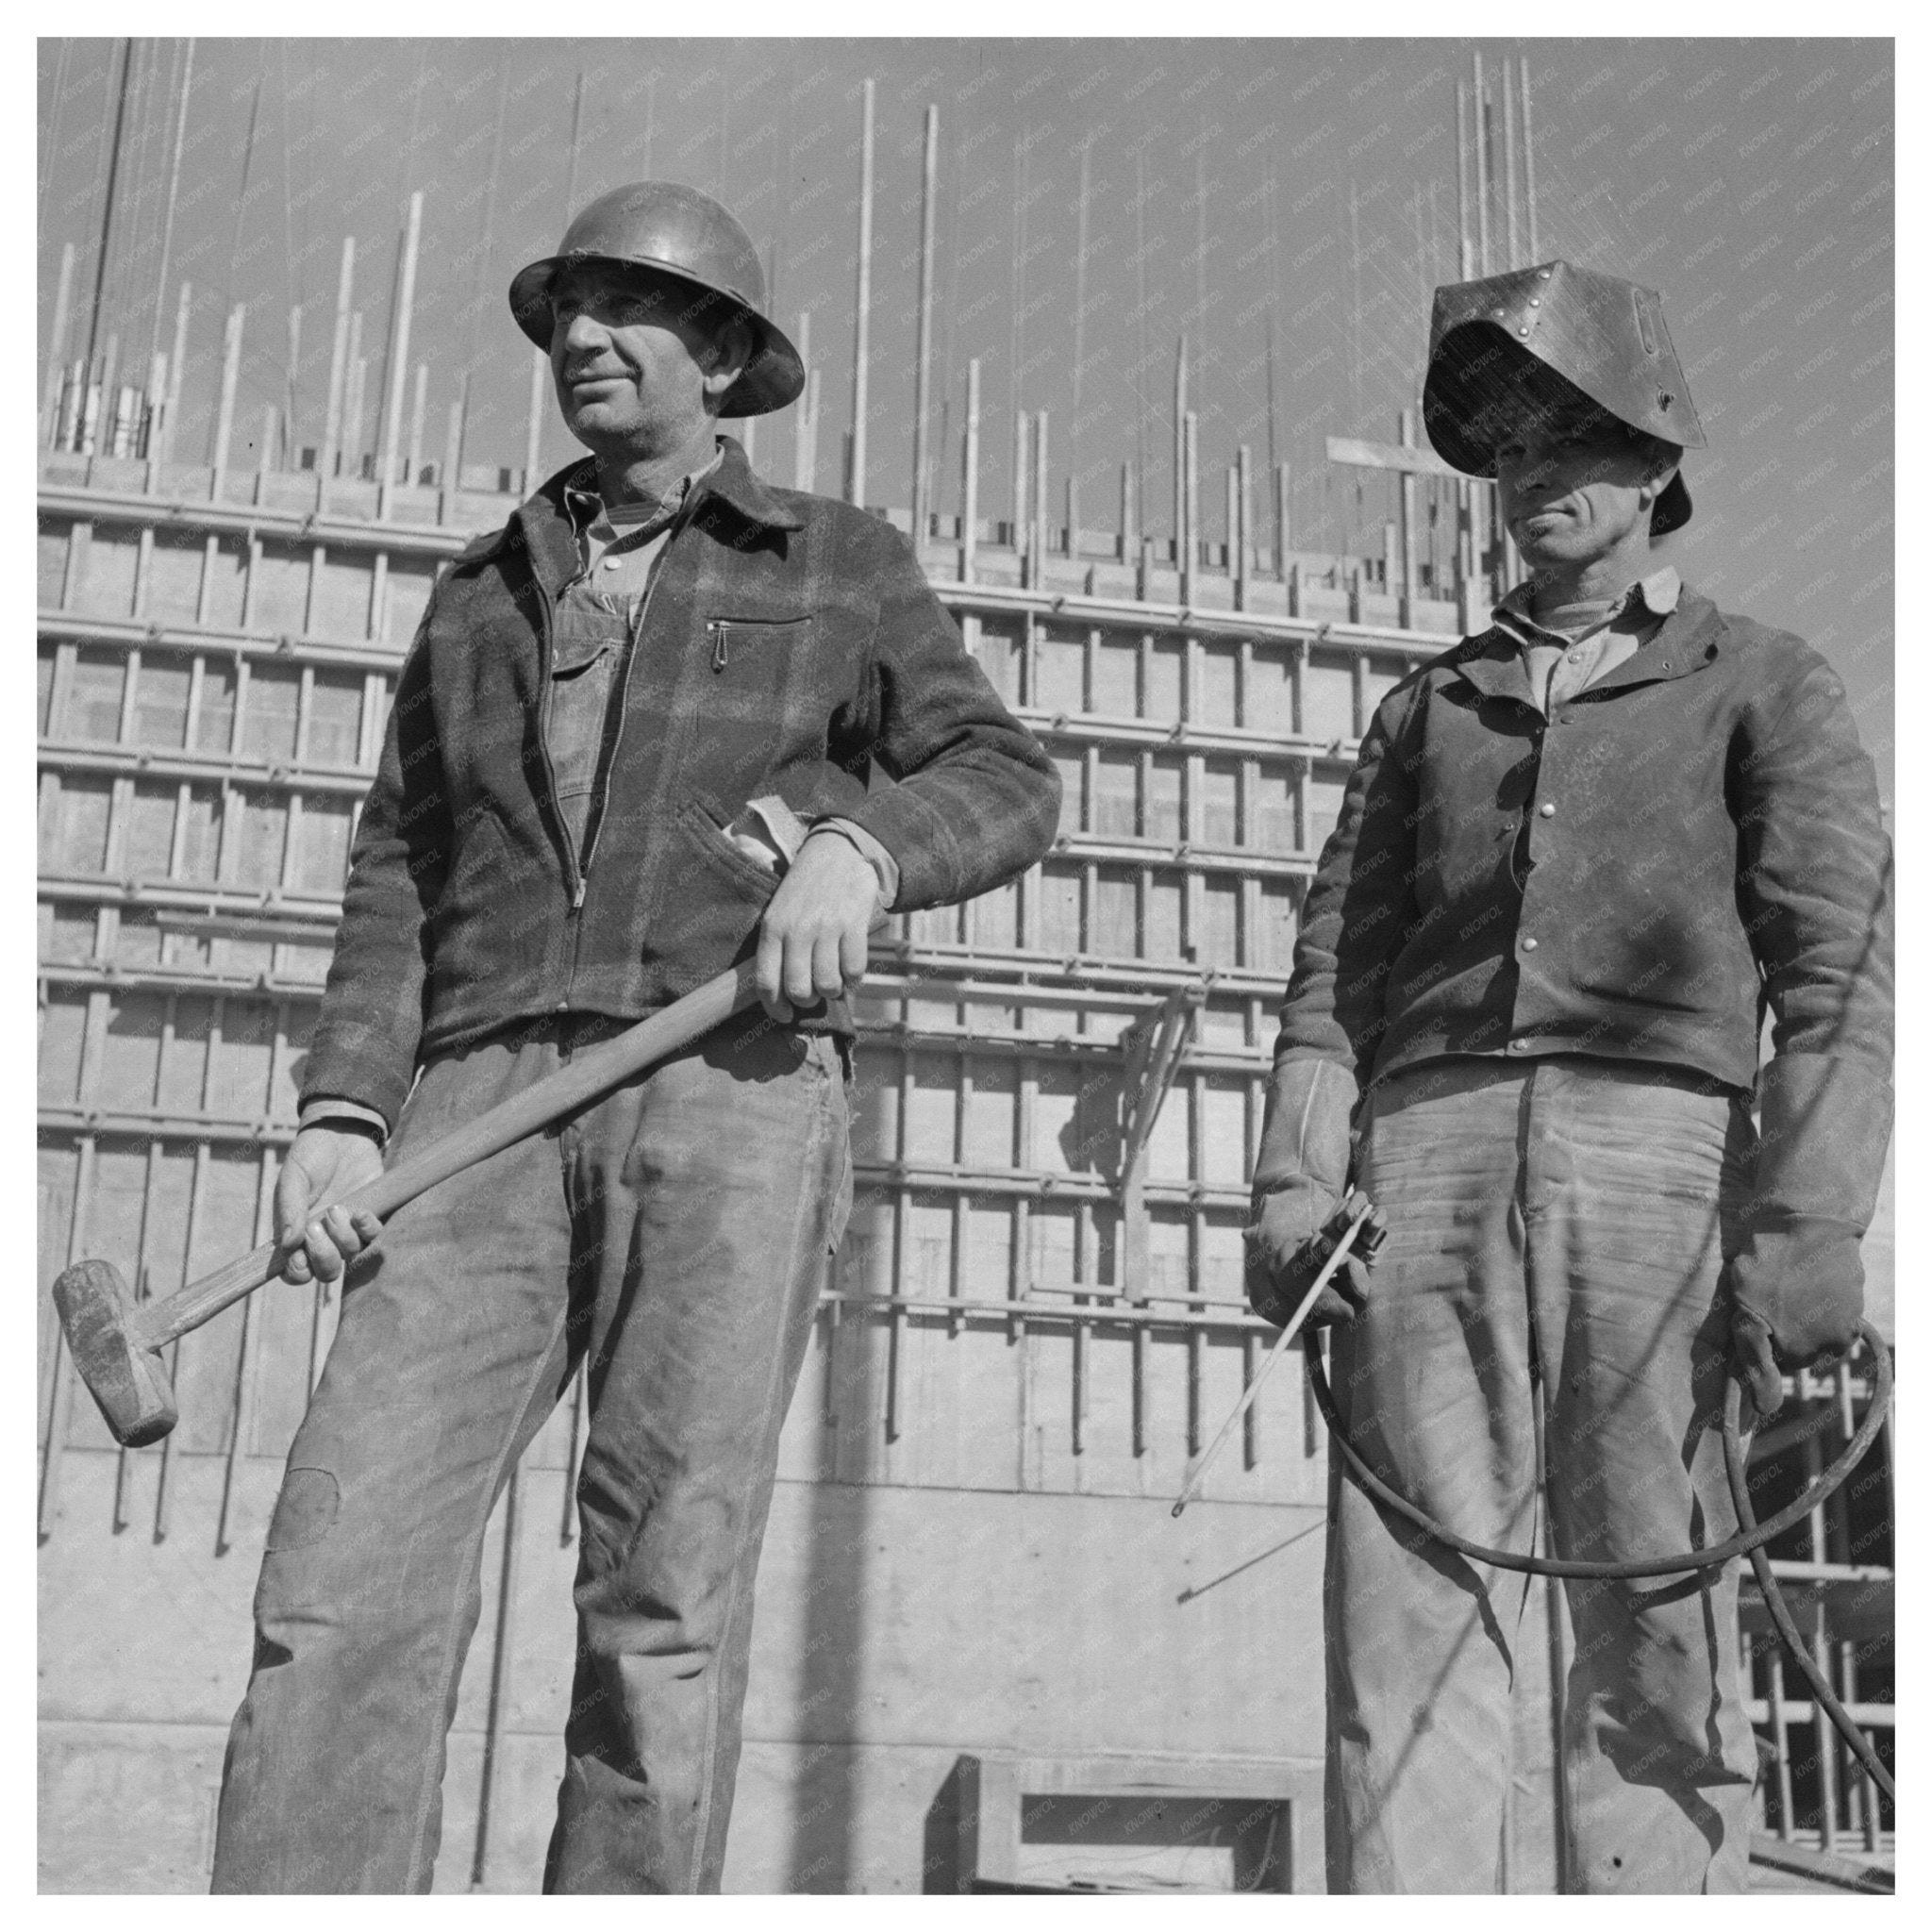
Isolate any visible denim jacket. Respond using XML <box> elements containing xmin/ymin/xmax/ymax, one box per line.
<box><xmin>303</xmin><ymin>437</ymin><xmax>1060</xmax><ymax>1129</ymax></box>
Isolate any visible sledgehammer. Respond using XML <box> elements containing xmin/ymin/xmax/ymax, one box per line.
<box><xmin>54</xmin><ymin>958</ymin><xmax>769</xmax><ymax>1449</ymax></box>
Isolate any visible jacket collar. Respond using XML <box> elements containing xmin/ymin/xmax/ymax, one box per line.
<box><xmin>701</xmin><ymin>434</ymin><xmax>806</xmax><ymax>532</ymax></box>
<box><xmin>1448</xmin><ymin>581</ymin><xmax>1724</xmax><ymax>705</ymax></box>
<box><xmin>1491</xmin><ymin>565</ymin><xmax>1681</xmax><ymax>649</ymax></box>
<box><xmin>473</xmin><ymin>433</ymin><xmax>805</xmax><ymax>590</ymax></box>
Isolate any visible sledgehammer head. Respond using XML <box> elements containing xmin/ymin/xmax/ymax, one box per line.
<box><xmin>52</xmin><ymin>1259</ymin><xmax>178</xmax><ymax>1448</ymax></box>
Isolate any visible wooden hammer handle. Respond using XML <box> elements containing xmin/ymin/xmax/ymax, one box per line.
<box><xmin>129</xmin><ymin>960</ymin><xmax>761</xmax><ymax>1352</ymax></box>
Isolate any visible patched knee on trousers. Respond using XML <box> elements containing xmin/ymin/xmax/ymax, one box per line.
<box><xmin>266</xmin><ymin>1468</ymin><xmax>340</xmax><ymax>1551</ymax></box>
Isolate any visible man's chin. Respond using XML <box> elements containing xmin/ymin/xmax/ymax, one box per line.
<box><xmin>564</xmin><ymin>408</ymin><xmax>643</xmax><ymax>451</ymax></box>
<box><xmin>1511</xmin><ymin>526</ymin><xmax>1586</xmax><ymax>570</ymax></box>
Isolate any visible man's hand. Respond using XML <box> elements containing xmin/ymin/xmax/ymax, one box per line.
<box><xmin>275</xmin><ymin>1125</ymin><xmax>386</xmax><ymax>1285</ymax></box>
<box><xmin>756</xmin><ymin>830</ymin><xmax>879</xmax><ymax>1021</ymax></box>
<box><xmin>1244</xmin><ymin>1183</ymin><xmax>1383</xmax><ymax>1329</ymax></box>
<box><xmin>1724</xmin><ymin>1214</ymin><xmax>1866</xmax><ymax>1421</ymax></box>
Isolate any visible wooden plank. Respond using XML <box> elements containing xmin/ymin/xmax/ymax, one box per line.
<box><xmin>1749</xmin><ymin>1836</ymin><xmax>1891</xmax><ymax>1893</ymax></box>
<box><xmin>1324</xmin><ymin>433</ymin><xmax>1464</xmax><ymax>482</ymax></box>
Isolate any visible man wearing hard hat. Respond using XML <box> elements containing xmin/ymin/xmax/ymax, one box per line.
<box><xmin>1246</xmin><ymin>262</ymin><xmax>1891</xmax><ymax>1891</ymax></box>
<box><xmin>209</xmin><ymin>184</ymin><xmax>1060</xmax><ymax>1892</ymax></box>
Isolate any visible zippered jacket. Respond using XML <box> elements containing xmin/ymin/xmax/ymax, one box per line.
<box><xmin>303</xmin><ymin>438</ymin><xmax>1060</xmax><ymax>1130</ymax></box>
<box><xmin>1274</xmin><ymin>587</ymin><xmax>1892</xmax><ymax>1096</ymax></box>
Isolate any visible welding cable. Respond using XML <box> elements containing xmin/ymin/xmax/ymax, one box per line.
<box><xmin>1303</xmin><ymin>1322</ymin><xmax>1894</xmax><ymax>1797</ymax></box>
<box><xmin>1719</xmin><ymin>1362</ymin><xmax>1896</xmax><ymax>1805</ymax></box>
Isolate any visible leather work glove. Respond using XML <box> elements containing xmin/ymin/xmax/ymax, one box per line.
<box><xmin>1724</xmin><ymin>1054</ymin><xmax>1892</xmax><ymax>1419</ymax></box>
<box><xmin>1242</xmin><ymin>1057</ymin><xmax>1375</xmax><ymax>1328</ymax></box>
<box><xmin>1247</xmin><ymin>1187</ymin><xmax>1387</xmax><ymax>1328</ymax></box>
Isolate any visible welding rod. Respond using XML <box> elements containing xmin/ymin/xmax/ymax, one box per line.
<box><xmin>1172</xmin><ymin>1200</ymin><xmax>1373</xmax><ymax>1518</ymax></box>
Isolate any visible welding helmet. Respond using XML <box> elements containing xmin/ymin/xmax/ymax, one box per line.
<box><xmin>508</xmin><ymin>182</ymin><xmax>804</xmax><ymax>417</ymax></box>
<box><xmin>1422</xmin><ymin>259</ymin><xmax>1706</xmax><ymax>536</ymax></box>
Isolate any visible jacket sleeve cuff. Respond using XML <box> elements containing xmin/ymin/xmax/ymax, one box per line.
<box><xmin>297</xmin><ymin>1097</ymin><xmax>391</xmax><ymax>1145</ymax></box>
<box><xmin>810</xmin><ymin>818</ymin><xmax>902</xmax><ymax>910</ymax></box>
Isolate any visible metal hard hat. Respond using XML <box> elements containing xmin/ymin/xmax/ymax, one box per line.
<box><xmin>508</xmin><ymin>182</ymin><xmax>804</xmax><ymax>417</ymax></box>
<box><xmin>1422</xmin><ymin>260</ymin><xmax>1706</xmax><ymax>535</ymax></box>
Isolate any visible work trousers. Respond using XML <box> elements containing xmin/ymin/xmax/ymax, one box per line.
<box><xmin>1323</xmin><ymin>1056</ymin><xmax>1758</xmax><ymax>1894</ymax></box>
<box><xmin>211</xmin><ymin>1012</ymin><xmax>851</xmax><ymax>1893</ymax></box>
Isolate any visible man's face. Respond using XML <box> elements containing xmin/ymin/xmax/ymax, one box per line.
<box><xmin>548</xmin><ymin>264</ymin><xmax>746</xmax><ymax>457</ymax></box>
<box><xmin>1489</xmin><ymin>385</ymin><xmax>1672</xmax><ymax>571</ymax></box>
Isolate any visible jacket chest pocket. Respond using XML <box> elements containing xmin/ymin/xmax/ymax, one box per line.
<box><xmin>706</xmin><ymin>613</ymin><xmax>811</xmax><ymax>672</ymax></box>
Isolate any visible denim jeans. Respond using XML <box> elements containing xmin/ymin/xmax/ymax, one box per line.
<box><xmin>1323</xmin><ymin>1056</ymin><xmax>1758</xmax><ymax>1894</ymax></box>
<box><xmin>210</xmin><ymin>1012</ymin><xmax>851</xmax><ymax>1893</ymax></box>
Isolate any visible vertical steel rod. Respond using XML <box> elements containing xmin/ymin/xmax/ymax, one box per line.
<box><xmin>283</xmin><ymin>304</ymin><xmax>302</xmax><ymax>465</ymax></box>
<box><xmin>161</xmin><ymin>279</ymin><xmax>191</xmax><ymax>464</ymax></box>
<box><xmin>377</xmin><ymin>191</ymin><xmax>424</xmax><ymax>496</ymax></box>
<box><xmin>1473</xmin><ymin>52</ymin><xmax>1491</xmax><ymax>276</ymax></box>
<box><xmin>1520</xmin><ymin>58</ymin><xmax>1540</xmax><ymax>261</ymax></box>
<box><xmin>1070</xmin><ymin>137</ymin><xmax>1091</xmax><ymax>544</ymax></box>
<box><xmin>209</xmin><ymin>304</ymin><xmax>244</xmax><ymax>498</ymax></box>
<box><xmin>909</xmin><ymin>104</ymin><xmax>939</xmax><ymax>541</ymax></box>
<box><xmin>407</xmin><ymin>361</ymin><xmax>428</xmax><ymax>487</ymax></box>
<box><xmin>847</xmin><ymin>76</ymin><xmax>874</xmax><ymax>508</ymax></box>
<box><xmin>1398</xmin><ymin>408</ymin><xmax>1419</xmax><ymax>620</ymax></box>
<box><xmin>80</xmin><ymin>38</ymin><xmax>137</xmax><ymax>406</ymax></box>
<box><xmin>1031</xmin><ymin>410</ymin><xmax>1048</xmax><ymax>585</ymax></box>
<box><xmin>961</xmin><ymin>357</ymin><xmax>980</xmax><ymax>583</ymax></box>
<box><xmin>1011</xmin><ymin>408</ymin><xmax>1027</xmax><ymax>560</ymax></box>
<box><xmin>1455</xmin><ymin>82</ymin><xmax>1474</xmax><ymax>278</ymax></box>
<box><xmin>321</xmin><ymin>237</ymin><xmax>355</xmax><ymax>482</ymax></box>
<box><xmin>792</xmin><ymin>310</ymin><xmax>813</xmax><ymax>490</ymax></box>
<box><xmin>1172</xmin><ymin>335</ymin><xmax>1187</xmax><ymax>563</ymax></box>
<box><xmin>42</xmin><ymin>242</ymin><xmax>77</xmax><ymax>447</ymax></box>
<box><xmin>1501</xmin><ymin>57</ymin><xmax>1522</xmax><ymax>270</ymax></box>
<box><xmin>442</xmin><ymin>391</ymin><xmax>464</xmax><ymax>500</ymax></box>
<box><xmin>1180</xmin><ymin>411</ymin><xmax>1198</xmax><ymax>608</ymax></box>
<box><xmin>147</xmin><ymin>39</ymin><xmax>195</xmax><ymax>373</ymax></box>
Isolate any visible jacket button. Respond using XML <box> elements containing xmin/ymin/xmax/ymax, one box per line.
<box><xmin>1539</xmin><ymin>803</ymin><xmax>1556</xmax><ymax>817</ymax></box>
<box><xmin>1521</xmin><ymin>937</ymin><xmax>1539</xmax><ymax>951</ymax></box>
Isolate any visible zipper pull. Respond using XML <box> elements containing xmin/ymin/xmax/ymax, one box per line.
<box><xmin>710</xmin><ymin>622</ymin><xmax>727</xmax><ymax>672</ymax></box>
<box><xmin>572</xmin><ymin>878</ymin><xmax>588</xmax><ymax>910</ymax></box>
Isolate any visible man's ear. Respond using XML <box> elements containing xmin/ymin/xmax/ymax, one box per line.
<box><xmin>1638</xmin><ymin>452</ymin><xmax>1680</xmax><ymax>512</ymax></box>
<box><xmin>700</xmin><ymin>318</ymin><xmax>755</xmax><ymax>406</ymax></box>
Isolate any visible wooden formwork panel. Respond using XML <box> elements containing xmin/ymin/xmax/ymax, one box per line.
<box><xmin>42</xmin><ymin>512</ymin><xmax>441</xmax><ymax>649</ymax></box>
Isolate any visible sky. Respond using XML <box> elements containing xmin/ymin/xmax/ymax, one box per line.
<box><xmin>38</xmin><ymin>35</ymin><xmax>1893</xmax><ymax>791</ymax></box>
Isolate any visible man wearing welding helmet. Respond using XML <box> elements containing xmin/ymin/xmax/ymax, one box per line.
<box><xmin>1245</xmin><ymin>261</ymin><xmax>1891</xmax><ymax>1891</ymax></box>
<box><xmin>208</xmin><ymin>183</ymin><xmax>1059</xmax><ymax>1892</ymax></box>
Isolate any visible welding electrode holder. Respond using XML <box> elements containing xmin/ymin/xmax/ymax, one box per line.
<box><xmin>1253</xmin><ymin>1186</ymin><xmax>1389</xmax><ymax>1324</ymax></box>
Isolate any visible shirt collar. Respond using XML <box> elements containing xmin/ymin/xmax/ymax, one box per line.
<box><xmin>562</xmin><ymin>441</ymin><xmax>725</xmax><ymax>536</ymax></box>
<box><xmin>1492</xmin><ymin>564</ymin><xmax>1681</xmax><ymax>646</ymax></box>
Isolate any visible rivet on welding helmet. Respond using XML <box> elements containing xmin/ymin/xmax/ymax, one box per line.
<box><xmin>1634</xmin><ymin>288</ymin><xmax>1658</xmax><ymax>357</ymax></box>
